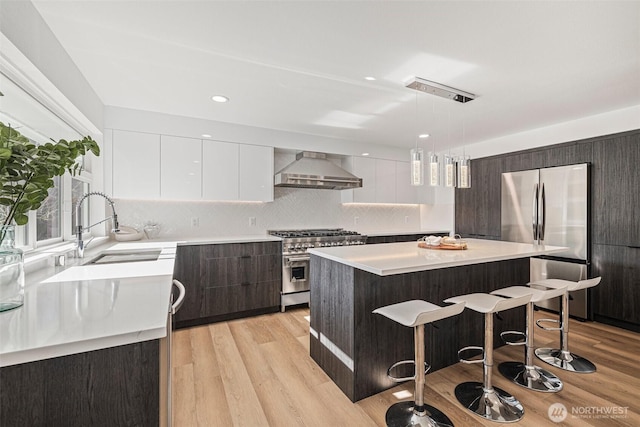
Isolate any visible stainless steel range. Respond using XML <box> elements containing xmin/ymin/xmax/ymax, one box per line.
<box><xmin>268</xmin><ymin>229</ymin><xmax>366</xmax><ymax>312</ymax></box>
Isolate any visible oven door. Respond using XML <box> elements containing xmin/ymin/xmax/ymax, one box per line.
<box><xmin>283</xmin><ymin>255</ymin><xmax>310</xmax><ymax>293</ymax></box>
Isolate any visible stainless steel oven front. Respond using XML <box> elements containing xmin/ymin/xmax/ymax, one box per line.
<box><xmin>282</xmin><ymin>254</ymin><xmax>310</xmax><ymax>294</ymax></box>
<box><xmin>268</xmin><ymin>229</ymin><xmax>366</xmax><ymax>312</ymax></box>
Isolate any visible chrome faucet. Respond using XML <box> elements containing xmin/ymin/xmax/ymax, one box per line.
<box><xmin>75</xmin><ymin>191</ymin><xmax>120</xmax><ymax>258</ymax></box>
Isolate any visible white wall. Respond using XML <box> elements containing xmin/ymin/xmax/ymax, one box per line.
<box><xmin>465</xmin><ymin>105</ymin><xmax>640</xmax><ymax>159</ymax></box>
<box><xmin>112</xmin><ymin>191</ymin><xmax>429</xmax><ymax>239</ymax></box>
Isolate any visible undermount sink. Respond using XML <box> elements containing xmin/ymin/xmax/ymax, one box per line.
<box><xmin>84</xmin><ymin>249</ymin><xmax>162</xmax><ymax>265</ymax></box>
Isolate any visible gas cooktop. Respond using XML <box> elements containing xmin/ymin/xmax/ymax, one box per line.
<box><xmin>268</xmin><ymin>228</ymin><xmax>362</xmax><ymax>239</ymax></box>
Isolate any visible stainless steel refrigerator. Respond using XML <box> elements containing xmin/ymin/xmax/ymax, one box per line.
<box><xmin>501</xmin><ymin>163</ymin><xmax>590</xmax><ymax>319</ymax></box>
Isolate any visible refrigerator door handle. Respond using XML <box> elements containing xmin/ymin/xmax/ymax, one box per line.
<box><xmin>532</xmin><ymin>183</ymin><xmax>539</xmax><ymax>242</ymax></box>
<box><xmin>540</xmin><ymin>183</ymin><xmax>546</xmax><ymax>241</ymax></box>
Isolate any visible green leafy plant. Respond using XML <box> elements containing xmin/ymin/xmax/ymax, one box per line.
<box><xmin>0</xmin><ymin>121</ymin><xmax>100</xmax><ymax>228</ymax></box>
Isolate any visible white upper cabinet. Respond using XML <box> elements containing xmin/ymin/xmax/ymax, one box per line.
<box><xmin>112</xmin><ymin>130</ymin><xmax>160</xmax><ymax>199</ymax></box>
<box><xmin>111</xmin><ymin>130</ymin><xmax>273</xmax><ymax>202</ymax></box>
<box><xmin>161</xmin><ymin>135</ymin><xmax>202</xmax><ymax>200</ymax></box>
<box><xmin>342</xmin><ymin>156</ymin><xmax>422</xmax><ymax>204</ymax></box>
<box><xmin>375</xmin><ymin>159</ymin><xmax>396</xmax><ymax>203</ymax></box>
<box><xmin>239</xmin><ymin>144</ymin><xmax>274</xmax><ymax>202</ymax></box>
<box><xmin>202</xmin><ymin>140</ymin><xmax>239</xmax><ymax>200</ymax></box>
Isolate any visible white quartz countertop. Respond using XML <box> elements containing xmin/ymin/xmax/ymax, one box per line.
<box><xmin>0</xmin><ymin>241</ymin><xmax>178</xmax><ymax>367</ymax></box>
<box><xmin>307</xmin><ymin>239</ymin><xmax>568</xmax><ymax>276</ymax></box>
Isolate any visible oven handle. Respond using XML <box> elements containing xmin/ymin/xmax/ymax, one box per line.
<box><xmin>285</xmin><ymin>255</ymin><xmax>311</xmax><ymax>264</ymax></box>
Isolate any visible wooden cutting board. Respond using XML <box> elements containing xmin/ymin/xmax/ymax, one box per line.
<box><xmin>418</xmin><ymin>242</ymin><xmax>468</xmax><ymax>250</ymax></box>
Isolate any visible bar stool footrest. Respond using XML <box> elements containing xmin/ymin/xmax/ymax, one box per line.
<box><xmin>458</xmin><ymin>346</ymin><xmax>484</xmax><ymax>364</ymax></box>
<box><xmin>500</xmin><ymin>330</ymin><xmax>527</xmax><ymax>346</ymax></box>
<box><xmin>536</xmin><ymin>318</ymin><xmax>562</xmax><ymax>331</ymax></box>
<box><xmin>387</xmin><ymin>360</ymin><xmax>431</xmax><ymax>383</ymax></box>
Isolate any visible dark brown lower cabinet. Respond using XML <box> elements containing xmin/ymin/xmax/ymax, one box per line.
<box><xmin>591</xmin><ymin>243</ymin><xmax>640</xmax><ymax>331</ymax></box>
<box><xmin>366</xmin><ymin>232</ymin><xmax>448</xmax><ymax>245</ymax></box>
<box><xmin>173</xmin><ymin>241</ymin><xmax>281</xmax><ymax>328</ymax></box>
<box><xmin>0</xmin><ymin>340</ymin><xmax>159</xmax><ymax>427</ymax></box>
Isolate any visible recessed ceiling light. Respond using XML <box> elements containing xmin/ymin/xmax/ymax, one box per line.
<box><xmin>362</xmin><ymin>152</ymin><xmax>370</xmax><ymax>156</ymax></box>
<box><xmin>211</xmin><ymin>95</ymin><xmax>229</xmax><ymax>103</ymax></box>
<box><xmin>364</xmin><ymin>76</ymin><xmax>376</xmax><ymax>81</ymax></box>
<box><xmin>202</xmin><ymin>134</ymin><xmax>212</xmax><ymax>138</ymax></box>
<box><xmin>419</xmin><ymin>134</ymin><xmax>430</xmax><ymax>139</ymax></box>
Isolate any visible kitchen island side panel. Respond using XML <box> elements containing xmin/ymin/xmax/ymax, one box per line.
<box><xmin>311</xmin><ymin>255</ymin><xmax>529</xmax><ymax>402</ymax></box>
<box><xmin>310</xmin><ymin>254</ymin><xmax>356</xmax><ymax>400</ymax></box>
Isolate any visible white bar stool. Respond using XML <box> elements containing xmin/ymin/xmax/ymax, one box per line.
<box><xmin>530</xmin><ymin>277</ymin><xmax>601</xmax><ymax>373</ymax></box>
<box><xmin>490</xmin><ymin>285</ymin><xmax>567</xmax><ymax>392</ymax></box>
<box><xmin>373</xmin><ymin>299</ymin><xmax>466</xmax><ymax>427</ymax></box>
<box><xmin>443</xmin><ymin>293</ymin><xmax>531</xmax><ymax>423</ymax></box>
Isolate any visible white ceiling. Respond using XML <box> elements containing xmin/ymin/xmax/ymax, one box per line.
<box><xmin>32</xmin><ymin>1</ymin><xmax>640</xmax><ymax>152</ymax></box>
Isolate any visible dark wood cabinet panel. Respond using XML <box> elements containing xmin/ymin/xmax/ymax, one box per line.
<box><xmin>455</xmin><ymin>156</ymin><xmax>504</xmax><ymax>239</ymax></box>
<box><xmin>454</xmin><ymin>128</ymin><xmax>639</xmax><ymax>332</ymax></box>
<box><xmin>591</xmin><ymin>244</ymin><xmax>640</xmax><ymax>327</ymax></box>
<box><xmin>173</xmin><ymin>245</ymin><xmax>205</xmax><ymax>322</ymax></box>
<box><xmin>366</xmin><ymin>232</ymin><xmax>447</xmax><ymax>245</ymax></box>
<box><xmin>0</xmin><ymin>340</ymin><xmax>159</xmax><ymax>427</ymax></box>
<box><xmin>592</xmin><ymin>133</ymin><xmax>640</xmax><ymax>246</ymax></box>
<box><xmin>174</xmin><ymin>241</ymin><xmax>281</xmax><ymax>328</ymax></box>
<box><xmin>205</xmin><ymin>280</ymin><xmax>280</xmax><ymax>316</ymax></box>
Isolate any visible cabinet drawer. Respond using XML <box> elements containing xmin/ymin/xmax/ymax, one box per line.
<box><xmin>201</xmin><ymin>241</ymin><xmax>281</xmax><ymax>258</ymax></box>
<box><xmin>204</xmin><ymin>280</ymin><xmax>279</xmax><ymax>316</ymax></box>
<box><xmin>205</xmin><ymin>253</ymin><xmax>281</xmax><ymax>287</ymax></box>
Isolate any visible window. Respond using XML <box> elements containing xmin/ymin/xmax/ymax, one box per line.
<box><xmin>36</xmin><ymin>176</ymin><xmax>62</xmax><ymax>242</ymax></box>
<box><xmin>1</xmin><ymin>68</ymin><xmax>97</xmax><ymax>251</ymax></box>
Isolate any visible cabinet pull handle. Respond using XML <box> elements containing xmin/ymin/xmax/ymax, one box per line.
<box><xmin>241</xmin><ymin>255</ymin><xmax>251</xmax><ymax>259</ymax></box>
<box><xmin>241</xmin><ymin>282</ymin><xmax>252</xmax><ymax>286</ymax></box>
<box><xmin>628</xmin><ymin>246</ymin><xmax>640</xmax><ymax>249</ymax></box>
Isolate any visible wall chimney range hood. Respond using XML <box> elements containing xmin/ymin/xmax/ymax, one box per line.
<box><xmin>274</xmin><ymin>151</ymin><xmax>363</xmax><ymax>190</ymax></box>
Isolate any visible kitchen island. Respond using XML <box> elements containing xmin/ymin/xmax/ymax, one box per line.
<box><xmin>307</xmin><ymin>239</ymin><xmax>566</xmax><ymax>401</ymax></box>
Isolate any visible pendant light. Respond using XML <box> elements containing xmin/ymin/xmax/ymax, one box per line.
<box><xmin>444</xmin><ymin>107</ymin><xmax>456</xmax><ymax>187</ymax></box>
<box><xmin>444</xmin><ymin>154</ymin><xmax>457</xmax><ymax>187</ymax></box>
<box><xmin>457</xmin><ymin>154</ymin><xmax>471</xmax><ymax>188</ymax></box>
<box><xmin>410</xmin><ymin>92</ymin><xmax>424</xmax><ymax>186</ymax></box>
<box><xmin>428</xmin><ymin>97</ymin><xmax>440</xmax><ymax>186</ymax></box>
<box><xmin>428</xmin><ymin>150</ymin><xmax>440</xmax><ymax>187</ymax></box>
<box><xmin>410</xmin><ymin>147</ymin><xmax>424</xmax><ymax>186</ymax></box>
<box><xmin>457</xmin><ymin>113</ymin><xmax>471</xmax><ymax>188</ymax></box>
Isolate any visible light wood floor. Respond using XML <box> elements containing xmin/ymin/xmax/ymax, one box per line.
<box><xmin>172</xmin><ymin>308</ymin><xmax>640</xmax><ymax>426</ymax></box>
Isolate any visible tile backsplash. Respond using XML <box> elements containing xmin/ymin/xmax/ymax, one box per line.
<box><xmin>113</xmin><ymin>187</ymin><xmax>442</xmax><ymax>238</ymax></box>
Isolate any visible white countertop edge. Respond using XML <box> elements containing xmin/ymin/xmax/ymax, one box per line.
<box><xmin>308</xmin><ymin>241</ymin><xmax>568</xmax><ymax>276</ymax></box>
<box><xmin>0</xmin><ymin>327</ymin><xmax>166</xmax><ymax>368</ymax></box>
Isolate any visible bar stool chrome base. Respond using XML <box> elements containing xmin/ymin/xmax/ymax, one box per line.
<box><xmin>535</xmin><ymin>348</ymin><xmax>596</xmax><ymax>373</ymax></box>
<box><xmin>386</xmin><ymin>401</ymin><xmax>454</xmax><ymax>427</ymax></box>
<box><xmin>455</xmin><ymin>382</ymin><xmax>524</xmax><ymax>423</ymax></box>
<box><xmin>498</xmin><ymin>361</ymin><xmax>563</xmax><ymax>392</ymax></box>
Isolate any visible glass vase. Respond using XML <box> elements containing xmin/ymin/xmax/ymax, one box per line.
<box><xmin>0</xmin><ymin>225</ymin><xmax>25</xmax><ymax>311</ymax></box>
